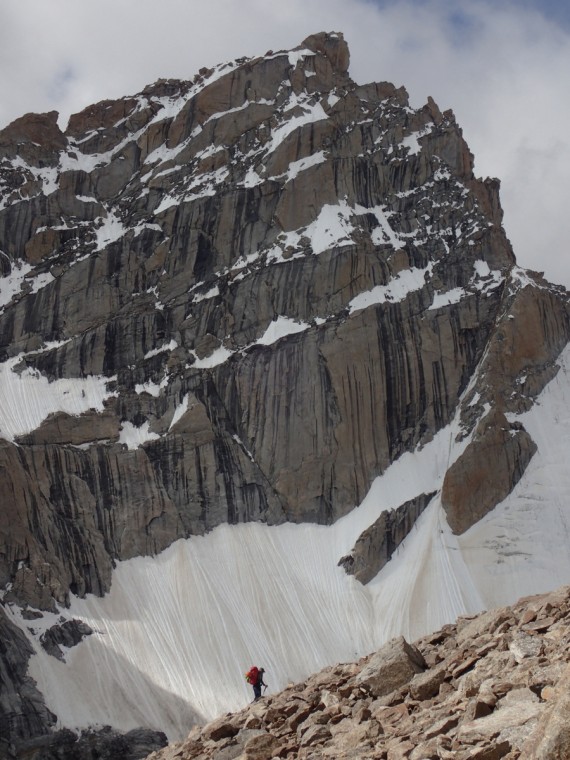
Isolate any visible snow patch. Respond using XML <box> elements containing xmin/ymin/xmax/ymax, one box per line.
<box><xmin>355</xmin><ymin>203</ymin><xmax>402</xmax><ymax>248</ymax></box>
<box><xmin>288</xmin><ymin>49</ymin><xmax>315</xmax><ymax>66</ymax></box>
<box><xmin>192</xmin><ymin>285</ymin><xmax>219</xmax><ymax>303</ymax></box>
<box><xmin>30</xmin><ymin>272</ymin><xmax>56</xmax><ymax>293</ymax></box>
<box><xmin>305</xmin><ymin>200</ymin><xmax>355</xmax><ymax>254</ymax></box>
<box><xmin>279</xmin><ymin>151</ymin><xmax>326</xmax><ymax>183</ymax></box>
<box><xmin>241</xmin><ymin>166</ymin><xmax>263</xmax><ymax>187</ymax></box>
<box><xmin>191</xmin><ymin>345</ymin><xmax>234</xmax><ymax>369</ymax></box>
<box><xmin>265</xmin><ymin>98</ymin><xmax>328</xmax><ymax>155</ymax></box>
<box><xmin>169</xmin><ymin>394</ymin><xmax>189</xmax><ymax>430</ymax></box>
<box><xmin>349</xmin><ymin>263</ymin><xmax>433</xmax><ymax>313</ymax></box>
<box><xmin>95</xmin><ymin>212</ymin><xmax>126</xmax><ymax>251</ymax></box>
<box><xmin>0</xmin><ymin>356</ymin><xmax>117</xmax><ymax>441</ymax></box>
<box><xmin>187</xmin><ymin>317</ymin><xmax>310</xmax><ymax>370</ymax></box>
<box><xmin>144</xmin><ymin>340</ymin><xmax>178</xmax><ymax>360</ymax></box>
<box><xmin>429</xmin><ymin>287</ymin><xmax>465</xmax><ymax>309</ymax></box>
<box><xmin>257</xmin><ymin>317</ymin><xmax>310</xmax><ymax>346</ymax></box>
<box><xmin>0</xmin><ymin>260</ymin><xmax>33</xmax><ymax>309</ymax></box>
<box><xmin>118</xmin><ymin>421</ymin><xmax>160</xmax><ymax>449</ymax></box>
<box><xmin>400</xmin><ymin>126</ymin><xmax>432</xmax><ymax>156</ymax></box>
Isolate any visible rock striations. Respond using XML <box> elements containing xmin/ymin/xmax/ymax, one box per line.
<box><xmin>1</xmin><ymin>30</ymin><xmax>566</xmax><ymax>608</ymax></box>
<box><xmin>1</xmin><ymin>30</ymin><xmax>570</xmax><ymax>755</ymax></box>
<box><xmin>146</xmin><ymin>586</ymin><xmax>570</xmax><ymax>760</ymax></box>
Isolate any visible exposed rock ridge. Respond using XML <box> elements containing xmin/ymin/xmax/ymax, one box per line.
<box><xmin>442</xmin><ymin>272</ymin><xmax>570</xmax><ymax>533</ymax></box>
<box><xmin>0</xmin><ymin>606</ymin><xmax>56</xmax><ymax>751</ymax></box>
<box><xmin>339</xmin><ymin>491</ymin><xmax>437</xmax><ymax>583</ymax></box>
<box><xmin>442</xmin><ymin>411</ymin><xmax>537</xmax><ymax>535</ymax></box>
<box><xmin>144</xmin><ymin>585</ymin><xmax>570</xmax><ymax>760</ymax></box>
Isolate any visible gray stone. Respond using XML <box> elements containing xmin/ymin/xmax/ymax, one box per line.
<box><xmin>0</xmin><ymin>606</ymin><xmax>56</xmax><ymax>744</ymax></box>
<box><xmin>39</xmin><ymin>618</ymin><xmax>93</xmax><ymax>660</ymax></box>
<box><xmin>356</xmin><ymin>636</ymin><xmax>426</xmax><ymax>697</ymax></box>
<box><xmin>509</xmin><ymin>633</ymin><xmax>544</xmax><ymax>663</ymax></box>
<box><xmin>520</xmin><ymin>663</ymin><xmax>570</xmax><ymax>759</ymax></box>
<box><xmin>457</xmin><ymin>700</ymin><xmax>544</xmax><ymax>744</ymax></box>
<box><xmin>409</xmin><ymin>662</ymin><xmax>447</xmax><ymax>701</ymax></box>
<box><xmin>338</xmin><ymin>492</ymin><xmax>437</xmax><ymax>584</ymax></box>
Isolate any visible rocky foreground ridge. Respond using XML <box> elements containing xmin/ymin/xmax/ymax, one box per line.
<box><xmin>147</xmin><ymin>586</ymin><xmax>570</xmax><ymax>760</ymax></box>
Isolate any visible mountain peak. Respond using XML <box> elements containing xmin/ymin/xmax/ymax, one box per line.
<box><xmin>299</xmin><ymin>31</ymin><xmax>350</xmax><ymax>73</ymax></box>
<box><xmin>1</xmin><ymin>32</ymin><xmax>570</xmax><ymax>758</ymax></box>
<box><xmin>0</xmin><ymin>110</ymin><xmax>65</xmax><ymax>166</ymax></box>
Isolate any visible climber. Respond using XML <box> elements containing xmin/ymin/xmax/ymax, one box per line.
<box><xmin>245</xmin><ymin>666</ymin><xmax>267</xmax><ymax>701</ymax></box>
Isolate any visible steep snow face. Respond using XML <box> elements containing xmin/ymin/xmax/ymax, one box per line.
<box><xmin>8</xmin><ymin>345</ymin><xmax>570</xmax><ymax>740</ymax></box>
<box><xmin>458</xmin><ymin>347</ymin><xmax>570</xmax><ymax>607</ymax></box>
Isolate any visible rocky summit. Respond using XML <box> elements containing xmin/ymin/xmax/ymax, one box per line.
<box><xmin>147</xmin><ymin>586</ymin><xmax>570</xmax><ymax>760</ymax></box>
<box><xmin>1</xmin><ymin>30</ymin><xmax>570</xmax><ymax>758</ymax></box>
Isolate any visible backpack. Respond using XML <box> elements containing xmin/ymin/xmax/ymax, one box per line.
<box><xmin>245</xmin><ymin>666</ymin><xmax>259</xmax><ymax>684</ymax></box>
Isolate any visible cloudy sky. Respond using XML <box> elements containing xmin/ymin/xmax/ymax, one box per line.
<box><xmin>1</xmin><ymin>0</ymin><xmax>569</xmax><ymax>287</ymax></box>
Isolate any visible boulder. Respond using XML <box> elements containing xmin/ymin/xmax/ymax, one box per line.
<box><xmin>520</xmin><ymin>663</ymin><xmax>570</xmax><ymax>759</ymax></box>
<box><xmin>356</xmin><ymin>636</ymin><xmax>426</xmax><ymax>697</ymax></box>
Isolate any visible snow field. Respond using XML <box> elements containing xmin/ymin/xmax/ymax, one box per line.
<box><xmin>1</xmin><ymin>356</ymin><xmax>530</xmax><ymax>738</ymax></box>
<box><xmin>3</xmin><ymin>316</ymin><xmax>570</xmax><ymax>741</ymax></box>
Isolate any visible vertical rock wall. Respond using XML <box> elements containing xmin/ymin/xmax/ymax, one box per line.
<box><xmin>0</xmin><ymin>31</ymin><xmax>567</xmax><ymax>612</ymax></box>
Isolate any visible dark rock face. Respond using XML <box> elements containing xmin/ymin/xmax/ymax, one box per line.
<box><xmin>339</xmin><ymin>492</ymin><xmax>436</xmax><ymax>583</ymax></box>
<box><xmin>0</xmin><ymin>30</ymin><xmax>539</xmax><ymax>613</ymax></box>
<box><xmin>442</xmin><ymin>411</ymin><xmax>537</xmax><ymax>534</ymax></box>
<box><xmin>1</xmin><ymin>30</ymin><xmax>570</xmax><ymax>753</ymax></box>
<box><xmin>11</xmin><ymin>725</ymin><xmax>167</xmax><ymax>760</ymax></box>
<box><xmin>0</xmin><ymin>606</ymin><xmax>56</xmax><ymax>749</ymax></box>
<box><xmin>39</xmin><ymin>618</ymin><xmax>93</xmax><ymax>660</ymax></box>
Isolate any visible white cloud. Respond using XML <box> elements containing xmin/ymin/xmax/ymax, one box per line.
<box><xmin>1</xmin><ymin>0</ymin><xmax>569</xmax><ymax>287</ymax></box>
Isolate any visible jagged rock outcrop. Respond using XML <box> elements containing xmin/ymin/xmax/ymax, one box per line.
<box><xmin>339</xmin><ymin>492</ymin><xmax>436</xmax><ymax>583</ymax></box>
<box><xmin>442</xmin><ymin>411</ymin><xmax>537</xmax><ymax>534</ymax></box>
<box><xmin>0</xmin><ymin>111</ymin><xmax>66</xmax><ymax>167</ymax></box>
<box><xmin>0</xmin><ymin>607</ymin><xmax>56</xmax><ymax>751</ymax></box>
<box><xmin>144</xmin><ymin>585</ymin><xmax>570</xmax><ymax>760</ymax></box>
<box><xmin>521</xmin><ymin>663</ymin><xmax>570</xmax><ymax>759</ymax></box>
<box><xmin>39</xmin><ymin>618</ymin><xmax>93</xmax><ymax>660</ymax></box>
<box><xmin>440</xmin><ymin>275</ymin><xmax>570</xmax><ymax>534</ymax></box>
<box><xmin>355</xmin><ymin>636</ymin><xmax>426</xmax><ymax>697</ymax></box>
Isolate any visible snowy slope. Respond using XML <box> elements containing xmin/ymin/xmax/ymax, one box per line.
<box><xmin>7</xmin><ymin>343</ymin><xmax>570</xmax><ymax>740</ymax></box>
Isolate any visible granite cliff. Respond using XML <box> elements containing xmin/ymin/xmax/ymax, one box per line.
<box><xmin>0</xmin><ymin>31</ymin><xmax>569</xmax><ymax>756</ymax></box>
